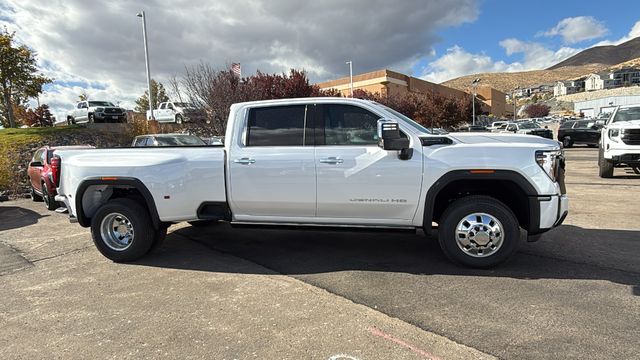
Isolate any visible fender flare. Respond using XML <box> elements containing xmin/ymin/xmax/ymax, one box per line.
<box><xmin>422</xmin><ymin>169</ymin><xmax>541</xmax><ymax>232</ymax></box>
<box><xmin>75</xmin><ymin>177</ymin><xmax>160</xmax><ymax>229</ymax></box>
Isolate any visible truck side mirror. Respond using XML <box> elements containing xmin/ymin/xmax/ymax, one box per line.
<box><xmin>377</xmin><ymin>119</ymin><xmax>409</xmax><ymax>151</ymax></box>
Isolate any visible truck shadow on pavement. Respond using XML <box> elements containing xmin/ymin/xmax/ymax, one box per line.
<box><xmin>138</xmin><ymin>223</ymin><xmax>640</xmax><ymax>296</ymax></box>
<box><xmin>0</xmin><ymin>206</ymin><xmax>45</xmax><ymax>232</ymax></box>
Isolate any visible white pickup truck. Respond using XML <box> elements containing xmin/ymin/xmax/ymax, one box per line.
<box><xmin>54</xmin><ymin>98</ymin><xmax>568</xmax><ymax>268</ymax></box>
<box><xmin>598</xmin><ymin>105</ymin><xmax>640</xmax><ymax>177</ymax></box>
<box><xmin>66</xmin><ymin>100</ymin><xmax>127</xmax><ymax>124</ymax></box>
<box><xmin>146</xmin><ymin>101</ymin><xmax>205</xmax><ymax>123</ymax></box>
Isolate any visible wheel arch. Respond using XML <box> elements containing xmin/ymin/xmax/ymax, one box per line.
<box><xmin>75</xmin><ymin>177</ymin><xmax>160</xmax><ymax>229</ymax></box>
<box><xmin>423</xmin><ymin>170</ymin><xmax>540</xmax><ymax>233</ymax></box>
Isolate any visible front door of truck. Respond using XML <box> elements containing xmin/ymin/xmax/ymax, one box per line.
<box><xmin>314</xmin><ymin>104</ymin><xmax>423</xmax><ymax>223</ymax></box>
<box><xmin>228</xmin><ymin>104</ymin><xmax>316</xmax><ymax>219</ymax></box>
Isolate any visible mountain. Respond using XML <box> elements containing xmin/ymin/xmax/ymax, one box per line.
<box><xmin>441</xmin><ymin>64</ymin><xmax>607</xmax><ymax>94</ymax></box>
<box><xmin>548</xmin><ymin>37</ymin><xmax>640</xmax><ymax>70</ymax></box>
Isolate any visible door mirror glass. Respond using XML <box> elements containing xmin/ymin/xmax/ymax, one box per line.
<box><xmin>377</xmin><ymin>119</ymin><xmax>409</xmax><ymax>151</ymax></box>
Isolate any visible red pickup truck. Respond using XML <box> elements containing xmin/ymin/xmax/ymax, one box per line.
<box><xmin>27</xmin><ymin>145</ymin><xmax>94</xmax><ymax>210</ymax></box>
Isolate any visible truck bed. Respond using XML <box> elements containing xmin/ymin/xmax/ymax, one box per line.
<box><xmin>56</xmin><ymin>147</ymin><xmax>226</xmax><ymax>222</ymax></box>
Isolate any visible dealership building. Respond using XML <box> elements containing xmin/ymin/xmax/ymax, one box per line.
<box><xmin>574</xmin><ymin>95</ymin><xmax>640</xmax><ymax>117</ymax></box>
<box><xmin>316</xmin><ymin>69</ymin><xmax>508</xmax><ymax>118</ymax></box>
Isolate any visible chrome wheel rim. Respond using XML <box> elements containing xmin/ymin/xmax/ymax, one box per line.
<box><xmin>100</xmin><ymin>212</ymin><xmax>135</xmax><ymax>251</ymax></box>
<box><xmin>455</xmin><ymin>213</ymin><xmax>504</xmax><ymax>258</ymax></box>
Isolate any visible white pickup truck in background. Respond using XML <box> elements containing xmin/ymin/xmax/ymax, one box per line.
<box><xmin>598</xmin><ymin>105</ymin><xmax>640</xmax><ymax>177</ymax></box>
<box><xmin>66</xmin><ymin>100</ymin><xmax>127</xmax><ymax>124</ymax></box>
<box><xmin>146</xmin><ymin>101</ymin><xmax>205</xmax><ymax>123</ymax></box>
<box><xmin>55</xmin><ymin>97</ymin><xmax>568</xmax><ymax>268</ymax></box>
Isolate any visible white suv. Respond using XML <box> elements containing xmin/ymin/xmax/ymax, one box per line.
<box><xmin>599</xmin><ymin>105</ymin><xmax>640</xmax><ymax>177</ymax></box>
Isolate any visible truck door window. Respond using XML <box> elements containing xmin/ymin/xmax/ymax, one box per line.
<box><xmin>323</xmin><ymin>104</ymin><xmax>380</xmax><ymax>145</ymax></box>
<box><xmin>159</xmin><ymin>103</ymin><xmax>166</xmax><ymax>110</ymax></box>
<box><xmin>77</xmin><ymin>103</ymin><xmax>84</xmax><ymax>109</ymax></box>
<box><xmin>247</xmin><ymin>105</ymin><xmax>307</xmax><ymax>146</ymax></box>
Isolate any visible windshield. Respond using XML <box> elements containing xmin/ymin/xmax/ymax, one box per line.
<box><xmin>379</xmin><ymin>105</ymin><xmax>432</xmax><ymax>134</ymax></box>
<box><xmin>155</xmin><ymin>135</ymin><xmax>205</xmax><ymax>146</ymax></box>
<box><xmin>519</xmin><ymin>122</ymin><xmax>538</xmax><ymax>129</ymax></box>
<box><xmin>612</xmin><ymin>107</ymin><xmax>640</xmax><ymax>122</ymax></box>
<box><xmin>89</xmin><ymin>101</ymin><xmax>115</xmax><ymax>107</ymax></box>
<box><xmin>173</xmin><ymin>102</ymin><xmax>192</xmax><ymax>108</ymax></box>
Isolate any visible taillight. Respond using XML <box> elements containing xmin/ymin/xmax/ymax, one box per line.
<box><xmin>51</xmin><ymin>156</ymin><xmax>61</xmax><ymax>186</ymax></box>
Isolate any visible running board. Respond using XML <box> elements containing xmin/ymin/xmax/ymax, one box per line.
<box><xmin>229</xmin><ymin>221</ymin><xmax>418</xmax><ymax>234</ymax></box>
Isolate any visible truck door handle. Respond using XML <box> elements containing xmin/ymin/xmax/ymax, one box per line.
<box><xmin>234</xmin><ymin>157</ymin><xmax>256</xmax><ymax>165</ymax></box>
<box><xmin>319</xmin><ymin>157</ymin><xmax>344</xmax><ymax>164</ymax></box>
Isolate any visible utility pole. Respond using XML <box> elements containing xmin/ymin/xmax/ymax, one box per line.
<box><xmin>137</xmin><ymin>10</ymin><xmax>154</xmax><ymax>120</ymax></box>
<box><xmin>471</xmin><ymin>78</ymin><xmax>481</xmax><ymax>125</ymax></box>
<box><xmin>346</xmin><ymin>61</ymin><xmax>353</xmax><ymax>97</ymax></box>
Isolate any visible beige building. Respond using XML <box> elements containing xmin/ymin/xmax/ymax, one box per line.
<box><xmin>317</xmin><ymin>69</ymin><xmax>507</xmax><ymax>117</ymax></box>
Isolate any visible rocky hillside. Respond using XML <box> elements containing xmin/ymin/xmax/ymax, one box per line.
<box><xmin>548</xmin><ymin>37</ymin><xmax>640</xmax><ymax>69</ymax></box>
<box><xmin>441</xmin><ymin>64</ymin><xmax>607</xmax><ymax>93</ymax></box>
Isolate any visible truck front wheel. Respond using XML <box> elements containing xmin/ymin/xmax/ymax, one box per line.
<box><xmin>598</xmin><ymin>147</ymin><xmax>614</xmax><ymax>178</ymax></box>
<box><xmin>175</xmin><ymin>114</ymin><xmax>183</xmax><ymax>124</ymax></box>
<box><xmin>438</xmin><ymin>195</ymin><xmax>520</xmax><ymax>268</ymax></box>
<box><xmin>90</xmin><ymin>198</ymin><xmax>156</xmax><ymax>262</ymax></box>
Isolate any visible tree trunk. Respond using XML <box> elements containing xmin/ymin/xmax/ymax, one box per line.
<box><xmin>2</xmin><ymin>88</ymin><xmax>15</xmax><ymax>128</ymax></box>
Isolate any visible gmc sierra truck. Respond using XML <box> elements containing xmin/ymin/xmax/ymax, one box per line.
<box><xmin>598</xmin><ymin>105</ymin><xmax>640</xmax><ymax>178</ymax></box>
<box><xmin>54</xmin><ymin>98</ymin><xmax>568</xmax><ymax>268</ymax></box>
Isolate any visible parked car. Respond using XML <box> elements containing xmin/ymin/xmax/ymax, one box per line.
<box><xmin>146</xmin><ymin>102</ymin><xmax>206</xmax><ymax>123</ymax></box>
<box><xmin>598</xmin><ymin>105</ymin><xmax>640</xmax><ymax>178</ymax></box>
<box><xmin>557</xmin><ymin>120</ymin><xmax>601</xmax><ymax>148</ymax></box>
<box><xmin>131</xmin><ymin>133</ymin><xmax>206</xmax><ymax>147</ymax></box>
<box><xmin>66</xmin><ymin>101</ymin><xmax>127</xmax><ymax>124</ymax></box>
<box><xmin>55</xmin><ymin>97</ymin><xmax>567</xmax><ymax>268</ymax></box>
<box><xmin>487</xmin><ymin>121</ymin><xmax>507</xmax><ymax>131</ymax></box>
<box><xmin>27</xmin><ymin>145</ymin><xmax>95</xmax><ymax>210</ymax></box>
<box><xmin>500</xmin><ymin>121</ymin><xmax>553</xmax><ymax>139</ymax></box>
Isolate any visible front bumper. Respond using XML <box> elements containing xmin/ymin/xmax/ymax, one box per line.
<box><xmin>94</xmin><ymin>112</ymin><xmax>126</xmax><ymax>122</ymax></box>
<box><xmin>527</xmin><ymin>194</ymin><xmax>568</xmax><ymax>241</ymax></box>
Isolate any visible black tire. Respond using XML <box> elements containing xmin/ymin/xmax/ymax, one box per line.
<box><xmin>175</xmin><ymin>114</ymin><xmax>183</xmax><ymax>124</ymax></box>
<box><xmin>88</xmin><ymin>114</ymin><xmax>95</xmax><ymax>124</ymax></box>
<box><xmin>149</xmin><ymin>225</ymin><xmax>168</xmax><ymax>253</ymax></box>
<box><xmin>438</xmin><ymin>195</ymin><xmax>520</xmax><ymax>268</ymax></box>
<box><xmin>67</xmin><ymin>117</ymin><xmax>75</xmax><ymax>126</ymax></box>
<box><xmin>30</xmin><ymin>186</ymin><xmax>43</xmax><ymax>202</ymax></box>
<box><xmin>188</xmin><ymin>220</ymin><xmax>220</xmax><ymax>227</ymax></box>
<box><xmin>42</xmin><ymin>184</ymin><xmax>57</xmax><ymax>210</ymax></box>
<box><xmin>562</xmin><ymin>136</ymin><xmax>573</xmax><ymax>148</ymax></box>
<box><xmin>598</xmin><ymin>147</ymin><xmax>614</xmax><ymax>178</ymax></box>
<box><xmin>90</xmin><ymin>198</ymin><xmax>156</xmax><ymax>262</ymax></box>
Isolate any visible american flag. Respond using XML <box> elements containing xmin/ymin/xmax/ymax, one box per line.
<box><xmin>231</xmin><ymin>63</ymin><xmax>241</xmax><ymax>77</ymax></box>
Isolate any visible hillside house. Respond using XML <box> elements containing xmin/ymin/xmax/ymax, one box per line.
<box><xmin>585</xmin><ymin>68</ymin><xmax>640</xmax><ymax>91</ymax></box>
<box><xmin>554</xmin><ymin>79</ymin><xmax>585</xmax><ymax>96</ymax></box>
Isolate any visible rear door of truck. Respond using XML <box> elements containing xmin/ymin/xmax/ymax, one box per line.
<box><xmin>227</xmin><ymin>104</ymin><xmax>316</xmax><ymax>218</ymax></box>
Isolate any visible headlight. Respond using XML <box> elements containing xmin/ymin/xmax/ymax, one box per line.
<box><xmin>535</xmin><ymin>149</ymin><xmax>563</xmax><ymax>182</ymax></box>
<box><xmin>608</xmin><ymin>128</ymin><xmax>623</xmax><ymax>142</ymax></box>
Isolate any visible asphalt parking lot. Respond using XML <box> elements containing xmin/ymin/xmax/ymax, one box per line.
<box><xmin>1</xmin><ymin>146</ymin><xmax>639</xmax><ymax>359</ymax></box>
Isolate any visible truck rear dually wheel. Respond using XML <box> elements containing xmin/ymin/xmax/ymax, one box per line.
<box><xmin>90</xmin><ymin>198</ymin><xmax>156</xmax><ymax>262</ymax></box>
<box><xmin>438</xmin><ymin>195</ymin><xmax>520</xmax><ymax>268</ymax></box>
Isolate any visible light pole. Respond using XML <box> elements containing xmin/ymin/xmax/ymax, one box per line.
<box><xmin>136</xmin><ymin>10</ymin><xmax>154</xmax><ymax>120</ymax></box>
<box><xmin>346</xmin><ymin>61</ymin><xmax>353</xmax><ymax>97</ymax></box>
<box><xmin>471</xmin><ymin>78</ymin><xmax>481</xmax><ymax>125</ymax></box>
<box><xmin>512</xmin><ymin>87</ymin><xmax>519</xmax><ymax>122</ymax></box>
